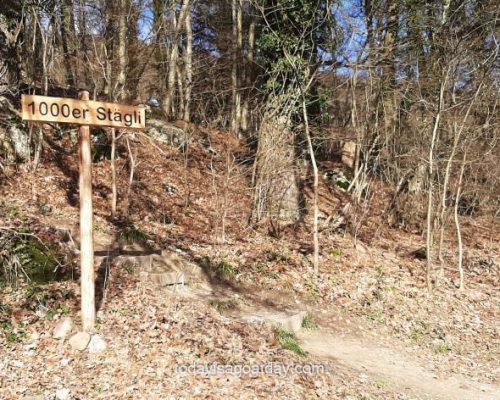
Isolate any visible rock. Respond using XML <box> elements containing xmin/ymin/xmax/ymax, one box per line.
<box><xmin>0</xmin><ymin>96</ymin><xmax>30</xmax><ymax>161</ymax></box>
<box><xmin>135</xmin><ymin>250</ymin><xmax>206</xmax><ymax>286</ymax></box>
<box><xmin>146</xmin><ymin>271</ymin><xmax>185</xmax><ymax>286</ymax></box>
<box><xmin>88</xmin><ymin>334</ymin><xmax>107</xmax><ymax>353</ymax></box>
<box><xmin>323</xmin><ymin>168</ymin><xmax>350</xmax><ymax>190</ymax></box>
<box><xmin>93</xmin><ymin>231</ymin><xmax>119</xmax><ymax>252</ymax></box>
<box><xmin>120</xmin><ymin>255</ymin><xmax>153</xmax><ymax>270</ymax></box>
<box><xmin>244</xmin><ymin>310</ymin><xmax>307</xmax><ymax>333</ymax></box>
<box><xmin>68</xmin><ymin>332</ymin><xmax>91</xmax><ymax>351</ymax></box>
<box><xmin>146</xmin><ymin>119</ymin><xmax>188</xmax><ymax>149</ymax></box>
<box><xmin>7</xmin><ymin>125</ymin><xmax>31</xmax><ymax>161</ymax></box>
<box><xmin>160</xmin><ymin>250</ymin><xmax>205</xmax><ymax>282</ymax></box>
<box><xmin>71</xmin><ymin>228</ymin><xmax>119</xmax><ymax>254</ymax></box>
<box><xmin>53</xmin><ymin>317</ymin><xmax>73</xmax><ymax>339</ymax></box>
<box><xmin>324</xmin><ymin>214</ymin><xmax>346</xmax><ymax>232</ymax></box>
<box><xmin>273</xmin><ymin>311</ymin><xmax>307</xmax><ymax>333</ymax></box>
<box><xmin>55</xmin><ymin>388</ymin><xmax>70</xmax><ymax>400</ymax></box>
<box><xmin>341</xmin><ymin>140</ymin><xmax>356</xmax><ymax>169</ymax></box>
<box><xmin>410</xmin><ymin>246</ymin><xmax>427</xmax><ymax>260</ymax></box>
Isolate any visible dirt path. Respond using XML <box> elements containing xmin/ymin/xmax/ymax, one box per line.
<box><xmin>298</xmin><ymin>330</ymin><xmax>499</xmax><ymax>400</ymax></box>
<box><xmin>172</xmin><ymin>282</ymin><xmax>499</xmax><ymax>400</ymax></box>
<box><xmin>103</xmin><ymin>242</ymin><xmax>499</xmax><ymax>400</ymax></box>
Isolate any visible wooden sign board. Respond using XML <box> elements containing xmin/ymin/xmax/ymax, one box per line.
<box><xmin>21</xmin><ymin>94</ymin><xmax>145</xmax><ymax>129</ymax></box>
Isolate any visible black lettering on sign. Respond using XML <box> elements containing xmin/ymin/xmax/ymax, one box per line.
<box><xmin>39</xmin><ymin>102</ymin><xmax>48</xmax><ymax>115</ymax></box>
<box><xmin>51</xmin><ymin>103</ymin><xmax>59</xmax><ymax>117</ymax></box>
<box><xmin>22</xmin><ymin>95</ymin><xmax>145</xmax><ymax>128</ymax></box>
<box><xmin>61</xmin><ymin>103</ymin><xmax>70</xmax><ymax>118</ymax></box>
<box><xmin>124</xmin><ymin>113</ymin><xmax>132</xmax><ymax>127</ymax></box>
<box><xmin>96</xmin><ymin>106</ymin><xmax>106</xmax><ymax>121</ymax></box>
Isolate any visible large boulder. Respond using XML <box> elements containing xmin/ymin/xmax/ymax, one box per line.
<box><xmin>146</xmin><ymin>119</ymin><xmax>188</xmax><ymax>150</ymax></box>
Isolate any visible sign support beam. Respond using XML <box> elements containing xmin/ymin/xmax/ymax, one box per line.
<box><xmin>78</xmin><ymin>90</ymin><xmax>95</xmax><ymax>333</ymax></box>
<box><xmin>21</xmin><ymin>92</ymin><xmax>145</xmax><ymax>333</ymax></box>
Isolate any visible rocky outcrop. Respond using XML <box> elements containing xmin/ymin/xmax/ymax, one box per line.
<box><xmin>146</xmin><ymin>119</ymin><xmax>189</xmax><ymax>150</ymax></box>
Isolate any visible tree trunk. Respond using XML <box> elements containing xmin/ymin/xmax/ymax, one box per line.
<box><xmin>441</xmin><ymin>0</ymin><xmax>452</xmax><ymax>25</ymax></box>
<box><xmin>183</xmin><ymin>6</ymin><xmax>193</xmax><ymax>122</ymax></box>
<box><xmin>426</xmin><ymin>75</ymin><xmax>447</xmax><ymax>292</ymax></box>
<box><xmin>152</xmin><ymin>0</ymin><xmax>166</xmax><ymax>98</ymax></box>
<box><xmin>241</xmin><ymin>10</ymin><xmax>255</xmax><ymax>134</ymax></box>
<box><xmin>454</xmin><ymin>153</ymin><xmax>466</xmax><ymax>291</ymax></box>
<box><xmin>253</xmin><ymin>95</ymin><xmax>300</xmax><ymax>223</ymax></box>
<box><xmin>0</xmin><ymin>7</ymin><xmax>25</xmax><ymax>89</ymax></box>
<box><xmin>61</xmin><ymin>0</ymin><xmax>76</xmax><ymax>87</ymax></box>
<box><xmin>163</xmin><ymin>0</ymin><xmax>190</xmax><ymax>119</ymax></box>
<box><xmin>437</xmin><ymin>83</ymin><xmax>481</xmax><ymax>276</ymax></box>
<box><xmin>77</xmin><ymin>0</ymin><xmax>90</xmax><ymax>88</ymax></box>
<box><xmin>176</xmin><ymin>63</ymin><xmax>185</xmax><ymax>120</ymax></box>
<box><xmin>124</xmin><ymin>135</ymin><xmax>137</xmax><ymax>216</ymax></box>
<box><xmin>381</xmin><ymin>0</ymin><xmax>398</xmax><ymax>147</ymax></box>
<box><xmin>302</xmin><ymin>95</ymin><xmax>319</xmax><ymax>274</ymax></box>
<box><xmin>230</xmin><ymin>0</ymin><xmax>243</xmax><ymax>135</ymax></box>
<box><xmin>103</xmin><ymin>1</ymin><xmax>115</xmax><ymax>97</ymax></box>
<box><xmin>115</xmin><ymin>0</ymin><xmax>128</xmax><ymax>100</ymax></box>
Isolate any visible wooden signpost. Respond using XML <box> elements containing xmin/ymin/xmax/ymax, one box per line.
<box><xmin>22</xmin><ymin>94</ymin><xmax>145</xmax><ymax>129</ymax></box>
<box><xmin>22</xmin><ymin>92</ymin><xmax>145</xmax><ymax>332</ymax></box>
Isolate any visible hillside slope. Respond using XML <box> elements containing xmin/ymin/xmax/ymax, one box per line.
<box><xmin>0</xmin><ymin>122</ymin><xmax>498</xmax><ymax>399</ymax></box>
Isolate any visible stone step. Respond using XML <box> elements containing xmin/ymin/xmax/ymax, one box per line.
<box><xmin>116</xmin><ymin>249</ymin><xmax>206</xmax><ymax>287</ymax></box>
<box><xmin>116</xmin><ymin>250</ymin><xmax>207</xmax><ymax>285</ymax></box>
<box><xmin>241</xmin><ymin>310</ymin><xmax>307</xmax><ymax>333</ymax></box>
<box><xmin>140</xmin><ymin>270</ymin><xmax>185</xmax><ymax>286</ymax></box>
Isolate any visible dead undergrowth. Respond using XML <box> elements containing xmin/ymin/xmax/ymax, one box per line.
<box><xmin>0</xmin><ymin>125</ymin><xmax>498</xmax><ymax>399</ymax></box>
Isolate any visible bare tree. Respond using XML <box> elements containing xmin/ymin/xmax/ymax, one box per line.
<box><xmin>115</xmin><ymin>0</ymin><xmax>128</xmax><ymax>100</ymax></box>
<box><xmin>230</xmin><ymin>0</ymin><xmax>243</xmax><ymax>135</ymax></box>
<box><xmin>425</xmin><ymin>71</ymin><xmax>448</xmax><ymax>292</ymax></box>
<box><xmin>454</xmin><ymin>152</ymin><xmax>467</xmax><ymax>291</ymax></box>
<box><xmin>183</xmin><ymin>4</ymin><xmax>193</xmax><ymax>122</ymax></box>
<box><xmin>163</xmin><ymin>0</ymin><xmax>190</xmax><ymax>119</ymax></box>
<box><xmin>302</xmin><ymin>90</ymin><xmax>319</xmax><ymax>274</ymax></box>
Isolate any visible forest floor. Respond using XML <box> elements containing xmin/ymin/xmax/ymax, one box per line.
<box><xmin>0</xmin><ymin>122</ymin><xmax>498</xmax><ymax>399</ymax></box>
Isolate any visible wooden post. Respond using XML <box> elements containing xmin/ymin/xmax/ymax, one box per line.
<box><xmin>78</xmin><ymin>90</ymin><xmax>95</xmax><ymax>332</ymax></box>
<box><xmin>111</xmin><ymin>128</ymin><xmax>117</xmax><ymax>217</ymax></box>
<box><xmin>20</xmin><ymin>92</ymin><xmax>145</xmax><ymax>333</ymax></box>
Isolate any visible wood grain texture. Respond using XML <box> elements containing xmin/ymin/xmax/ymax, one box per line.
<box><xmin>78</xmin><ymin>90</ymin><xmax>96</xmax><ymax>333</ymax></box>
